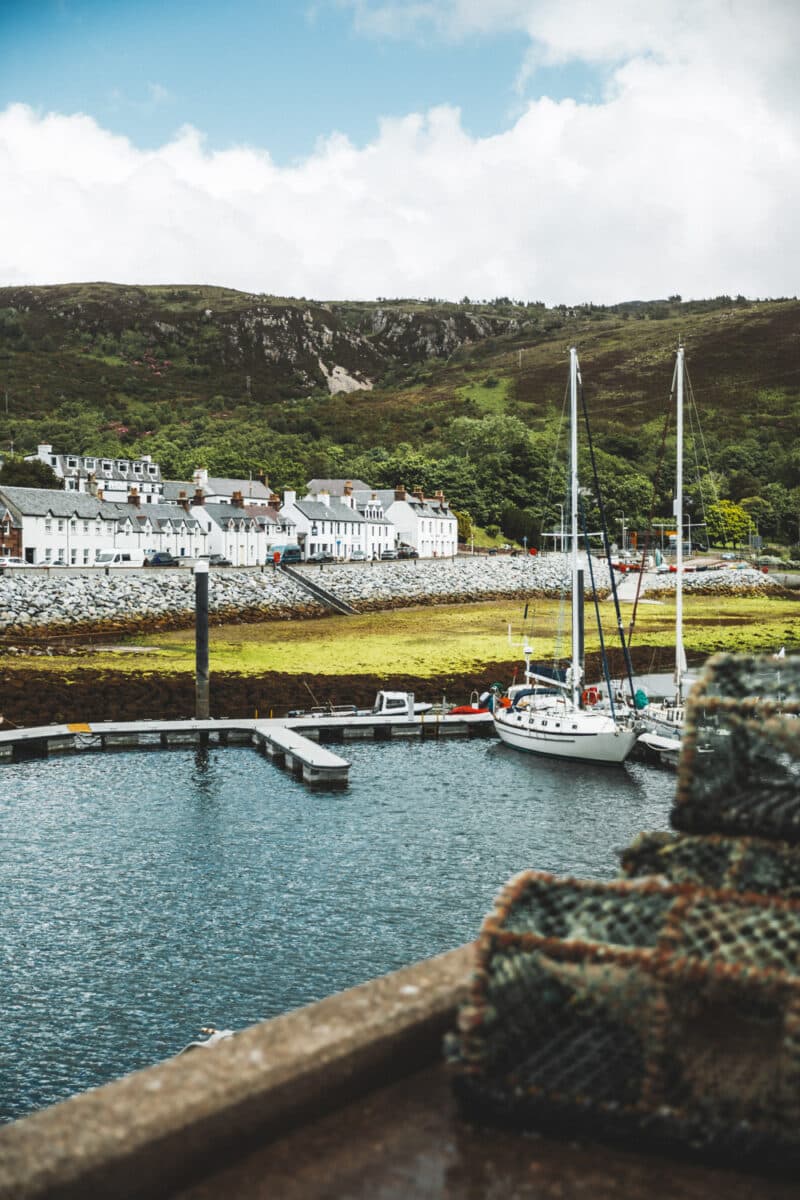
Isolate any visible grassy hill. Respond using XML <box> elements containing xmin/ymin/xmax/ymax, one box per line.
<box><xmin>0</xmin><ymin>284</ymin><xmax>798</xmax><ymax>545</ymax></box>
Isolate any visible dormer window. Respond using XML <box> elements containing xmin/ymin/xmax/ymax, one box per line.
<box><xmin>133</xmin><ymin>462</ymin><xmax>142</xmax><ymax>475</ymax></box>
<box><xmin>118</xmin><ymin>462</ymin><xmax>128</xmax><ymax>474</ymax></box>
<box><xmin>148</xmin><ymin>465</ymin><xmax>157</xmax><ymax>476</ymax></box>
<box><xmin>85</xmin><ymin>458</ymin><xmax>95</xmax><ymax>469</ymax></box>
<box><xmin>67</xmin><ymin>457</ymin><xmax>77</xmax><ymax>468</ymax></box>
<box><xmin>102</xmin><ymin>461</ymin><xmax>112</xmax><ymax>473</ymax></box>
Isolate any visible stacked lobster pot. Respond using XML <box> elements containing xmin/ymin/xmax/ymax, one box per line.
<box><xmin>447</xmin><ymin>652</ymin><xmax>800</xmax><ymax>1171</ymax></box>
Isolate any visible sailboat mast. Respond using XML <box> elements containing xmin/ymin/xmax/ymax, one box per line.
<box><xmin>674</xmin><ymin>345</ymin><xmax>685</xmax><ymax>703</ymax></box>
<box><xmin>570</xmin><ymin>347</ymin><xmax>581</xmax><ymax>708</ymax></box>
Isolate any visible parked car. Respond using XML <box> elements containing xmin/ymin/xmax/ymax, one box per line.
<box><xmin>0</xmin><ymin>556</ymin><xmax>25</xmax><ymax>566</ymax></box>
<box><xmin>397</xmin><ymin>546</ymin><xmax>418</xmax><ymax>559</ymax></box>
<box><xmin>145</xmin><ymin>551</ymin><xmax>179</xmax><ymax>567</ymax></box>
<box><xmin>307</xmin><ymin>550</ymin><xmax>334</xmax><ymax>563</ymax></box>
<box><xmin>269</xmin><ymin>544</ymin><xmax>303</xmax><ymax>564</ymax></box>
<box><xmin>380</xmin><ymin>548</ymin><xmax>398</xmax><ymax>560</ymax></box>
<box><xmin>720</xmin><ymin>552</ymin><xmax>738</xmax><ymax>560</ymax></box>
<box><xmin>350</xmin><ymin>550</ymin><xmax>367</xmax><ymax>561</ymax></box>
<box><xmin>205</xmin><ymin>553</ymin><xmax>232</xmax><ymax>567</ymax></box>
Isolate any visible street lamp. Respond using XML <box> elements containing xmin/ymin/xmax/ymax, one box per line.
<box><xmin>557</xmin><ymin>504</ymin><xmax>564</xmax><ymax>553</ymax></box>
<box><xmin>618</xmin><ymin>512</ymin><xmax>626</xmax><ymax>553</ymax></box>
<box><xmin>523</xmin><ymin>535</ymin><xmax>528</xmax><ymax>555</ymax></box>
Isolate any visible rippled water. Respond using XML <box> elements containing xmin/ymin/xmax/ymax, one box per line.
<box><xmin>0</xmin><ymin>739</ymin><xmax>675</xmax><ymax>1123</ymax></box>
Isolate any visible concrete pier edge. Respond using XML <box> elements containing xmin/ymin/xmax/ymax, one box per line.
<box><xmin>0</xmin><ymin>944</ymin><xmax>475</xmax><ymax>1200</ymax></box>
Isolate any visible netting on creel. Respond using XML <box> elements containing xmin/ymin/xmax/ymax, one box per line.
<box><xmin>447</xmin><ymin>870</ymin><xmax>800</xmax><ymax>1170</ymax></box>
<box><xmin>620</xmin><ymin>830</ymin><xmax>800</xmax><ymax>897</ymax></box>
<box><xmin>672</xmin><ymin>652</ymin><xmax>800</xmax><ymax>841</ymax></box>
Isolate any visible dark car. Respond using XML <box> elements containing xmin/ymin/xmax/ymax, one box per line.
<box><xmin>307</xmin><ymin>551</ymin><xmax>334</xmax><ymax>563</ymax></box>
<box><xmin>145</xmin><ymin>551</ymin><xmax>179</xmax><ymax>567</ymax></box>
<box><xmin>206</xmin><ymin>553</ymin><xmax>232</xmax><ymax>567</ymax></box>
<box><xmin>397</xmin><ymin>546</ymin><xmax>418</xmax><ymax>559</ymax></box>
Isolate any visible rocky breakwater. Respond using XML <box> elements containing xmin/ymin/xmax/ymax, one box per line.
<box><xmin>0</xmin><ymin>568</ymin><xmax>324</xmax><ymax>637</ymax></box>
<box><xmin>640</xmin><ymin>566</ymin><xmax>784</xmax><ymax>596</ymax></box>
<box><xmin>295</xmin><ymin>554</ymin><xmax>611</xmax><ymax>611</ymax></box>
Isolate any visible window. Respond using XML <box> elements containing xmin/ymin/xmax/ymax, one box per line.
<box><xmin>70</xmin><ymin>519</ymin><xmax>77</xmax><ymax>532</ymax></box>
<box><xmin>83</xmin><ymin>520</ymin><xmax>89</xmax><ymax>533</ymax></box>
<box><xmin>44</xmin><ymin>519</ymin><xmax>52</xmax><ymax>533</ymax></box>
<box><xmin>67</xmin><ymin>457</ymin><xmax>77</xmax><ymax>468</ymax></box>
<box><xmin>83</xmin><ymin>549</ymin><xmax>90</xmax><ymax>564</ymax></box>
<box><xmin>58</xmin><ymin>519</ymin><xmax>65</xmax><ymax>533</ymax></box>
<box><xmin>70</xmin><ymin>549</ymin><xmax>77</xmax><ymax>564</ymax></box>
<box><xmin>85</xmin><ymin>458</ymin><xmax>95</xmax><ymax>469</ymax></box>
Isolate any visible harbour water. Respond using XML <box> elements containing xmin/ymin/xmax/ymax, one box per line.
<box><xmin>0</xmin><ymin>739</ymin><xmax>675</xmax><ymax>1123</ymax></box>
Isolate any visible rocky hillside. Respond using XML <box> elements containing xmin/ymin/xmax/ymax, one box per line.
<box><xmin>0</xmin><ymin>283</ymin><xmax>532</xmax><ymax>411</ymax></box>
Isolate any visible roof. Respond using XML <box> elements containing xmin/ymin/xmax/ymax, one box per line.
<box><xmin>29</xmin><ymin>451</ymin><xmax>163</xmax><ymax>483</ymax></box>
<box><xmin>0</xmin><ymin>485</ymin><xmax>137</xmax><ymax>520</ymax></box>
<box><xmin>162</xmin><ymin>480</ymin><xmax>196</xmax><ymax>501</ymax></box>
<box><xmin>202</xmin><ymin>503</ymin><xmax>261</xmax><ymax>528</ymax></box>
<box><xmin>369</xmin><ymin>490</ymin><xmax>454</xmax><ymax>519</ymax></box>
<box><xmin>292</xmin><ymin>499</ymin><xmax>366</xmax><ymax>523</ymax></box>
<box><xmin>0</xmin><ymin>488</ymin><xmax>204</xmax><ymax>531</ymax></box>
<box><xmin>206</xmin><ymin>478</ymin><xmax>272</xmax><ymax>502</ymax></box>
<box><xmin>306</xmin><ymin>478</ymin><xmax>372</xmax><ymax>496</ymax></box>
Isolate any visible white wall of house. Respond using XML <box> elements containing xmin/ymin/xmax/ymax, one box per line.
<box><xmin>383</xmin><ymin>492</ymin><xmax>458</xmax><ymax>558</ymax></box>
<box><xmin>279</xmin><ymin>490</ymin><xmax>370</xmax><ymax>560</ymax></box>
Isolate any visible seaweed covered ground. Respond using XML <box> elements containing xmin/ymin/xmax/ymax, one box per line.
<box><xmin>0</xmin><ymin>646</ymin><xmax>683</xmax><ymax>729</ymax></box>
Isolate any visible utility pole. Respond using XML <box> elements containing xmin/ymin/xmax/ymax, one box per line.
<box><xmin>195</xmin><ymin>561</ymin><xmax>210</xmax><ymax>719</ymax></box>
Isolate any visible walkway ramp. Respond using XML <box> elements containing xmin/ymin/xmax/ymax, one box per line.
<box><xmin>280</xmin><ymin>564</ymin><xmax>357</xmax><ymax>615</ymax></box>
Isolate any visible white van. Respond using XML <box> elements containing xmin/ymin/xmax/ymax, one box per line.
<box><xmin>95</xmin><ymin>549</ymin><xmax>146</xmax><ymax>567</ymax></box>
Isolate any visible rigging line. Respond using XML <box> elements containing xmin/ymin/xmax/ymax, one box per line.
<box><xmin>627</xmin><ymin>358</ymin><xmax>678</xmax><ymax>650</ymax></box>
<box><xmin>578</xmin><ymin>496</ymin><xmax>617</xmax><ymax>721</ymax></box>
<box><xmin>578</xmin><ymin>373</ymin><xmax>637</xmax><ymax>706</ymax></box>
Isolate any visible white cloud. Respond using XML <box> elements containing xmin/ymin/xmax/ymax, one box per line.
<box><xmin>1</xmin><ymin>0</ymin><xmax>799</xmax><ymax>303</ymax></box>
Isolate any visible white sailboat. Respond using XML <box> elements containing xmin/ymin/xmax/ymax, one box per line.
<box><xmin>638</xmin><ymin>345</ymin><xmax>693</xmax><ymax>758</ymax></box>
<box><xmin>493</xmin><ymin>348</ymin><xmax>639</xmax><ymax>765</ymax></box>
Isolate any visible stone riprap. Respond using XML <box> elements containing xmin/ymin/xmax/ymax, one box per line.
<box><xmin>0</xmin><ymin>567</ymin><xmax>322</xmax><ymax>634</ymax></box>
<box><xmin>638</xmin><ymin>567</ymin><xmax>782</xmax><ymax>596</ymax></box>
<box><xmin>0</xmin><ymin>557</ymin><xmax>781</xmax><ymax>636</ymax></box>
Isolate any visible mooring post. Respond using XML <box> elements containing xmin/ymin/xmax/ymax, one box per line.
<box><xmin>195</xmin><ymin>560</ymin><xmax>210</xmax><ymax>719</ymax></box>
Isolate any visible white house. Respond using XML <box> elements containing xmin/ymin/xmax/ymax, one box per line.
<box><xmin>279</xmin><ymin>488</ymin><xmax>375</xmax><ymax>560</ymax></box>
<box><xmin>0</xmin><ymin>486</ymin><xmax>208</xmax><ymax>565</ymax></box>
<box><xmin>355</xmin><ymin>485</ymin><xmax>458</xmax><ymax>558</ymax></box>
<box><xmin>26</xmin><ymin>445</ymin><xmax>165</xmax><ymax>503</ymax></box>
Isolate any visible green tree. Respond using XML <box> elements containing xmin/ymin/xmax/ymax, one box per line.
<box><xmin>0</xmin><ymin>457</ymin><xmax>62</xmax><ymax>488</ymax></box>
<box><xmin>706</xmin><ymin>499</ymin><xmax>753</xmax><ymax>548</ymax></box>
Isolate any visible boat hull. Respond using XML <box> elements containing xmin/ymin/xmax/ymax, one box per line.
<box><xmin>494</xmin><ymin>707</ymin><xmax>637</xmax><ymax>764</ymax></box>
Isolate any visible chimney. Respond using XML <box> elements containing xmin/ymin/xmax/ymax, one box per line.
<box><xmin>97</xmin><ymin>486</ymin><xmax>104</xmax><ymax>501</ymax></box>
<box><xmin>394</xmin><ymin>484</ymin><xmax>407</xmax><ymax>502</ymax></box>
<box><xmin>192</xmin><ymin>488</ymin><xmax>205</xmax><ymax>507</ymax></box>
<box><xmin>231</xmin><ymin>490</ymin><xmax>244</xmax><ymax>508</ymax></box>
<box><xmin>413</xmin><ymin>487</ymin><xmax>424</xmax><ymax>501</ymax></box>
<box><xmin>283</xmin><ymin>490</ymin><xmax>296</xmax><ymax>508</ymax></box>
<box><xmin>128</xmin><ymin>487</ymin><xmax>141</xmax><ymax>508</ymax></box>
<box><xmin>319</xmin><ymin>491</ymin><xmax>330</xmax><ymax>507</ymax></box>
<box><xmin>269</xmin><ymin>492</ymin><xmax>281</xmax><ymax>506</ymax></box>
<box><xmin>344</xmin><ymin>480</ymin><xmax>353</xmax><ymax>496</ymax></box>
<box><xmin>87</xmin><ymin>472</ymin><xmax>97</xmax><ymax>497</ymax></box>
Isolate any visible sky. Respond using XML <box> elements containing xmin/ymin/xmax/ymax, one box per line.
<box><xmin>0</xmin><ymin>0</ymin><xmax>798</xmax><ymax>304</ymax></box>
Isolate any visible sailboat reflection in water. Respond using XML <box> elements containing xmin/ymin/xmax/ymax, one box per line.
<box><xmin>493</xmin><ymin>347</ymin><xmax>639</xmax><ymax>765</ymax></box>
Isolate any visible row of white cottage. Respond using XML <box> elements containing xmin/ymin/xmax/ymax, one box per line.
<box><xmin>0</xmin><ymin>472</ymin><xmax>458</xmax><ymax>566</ymax></box>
